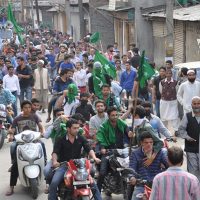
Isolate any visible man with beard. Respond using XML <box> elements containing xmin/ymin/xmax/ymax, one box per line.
<box><xmin>96</xmin><ymin>106</ymin><xmax>133</xmax><ymax>193</ymax></box>
<box><xmin>89</xmin><ymin>100</ymin><xmax>108</xmax><ymax>138</ymax></box>
<box><xmin>177</xmin><ymin>96</ymin><xmax>200</xmax><ymax>181</ymax></box>
<box><xmin>142</xmin><ymin>101</ymin><xmax>173</xmax><ymax>140</ymax></box>
<box><xmin>177</xmin><ymin>70</ymin><xmax>200</xmax><ymax>114</ymax></box>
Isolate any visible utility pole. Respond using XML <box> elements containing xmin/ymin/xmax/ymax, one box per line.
<box><xmin>165</xmin><ymin>0</ymin><xmax>174</xmax><ymax>60</ymax></box>
<box><xmin>35</xmin><ymin>0</ymin><xmax>40</xmax><ymax>27</ymax></box>
<box><xmin>30</xmin><ymin>0</ymin><xmax>34</xmax><ymax>28</ymax></box>
<box><xmin>78</xmin><ymin>0</ymin><xmax>85</xmax><ymax>39</ymax></box>
<box><xmin>65</xmin><ymin>0</ymin><xmax>71</xmax><ymax>35</ymax></box>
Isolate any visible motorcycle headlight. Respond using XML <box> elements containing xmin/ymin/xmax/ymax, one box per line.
<box><xmin>74</xmin><ymin>171</ymin><xmax>89</xmax><ymax>181</ymax></box>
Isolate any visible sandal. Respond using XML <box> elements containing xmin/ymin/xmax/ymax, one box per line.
<box><xmin>5</xmin><ymin>187</ymin><xmax>14</xmax><ymax>196</ymax></box>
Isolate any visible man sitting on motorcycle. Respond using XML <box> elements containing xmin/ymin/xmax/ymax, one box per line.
<box><xmin>48</xmin><ymin>118</ymin><xmax>102</xmax><ymax>200</ymax></box>
<box><xmin>132</xmin><ymin>105</ymin><xmax>164</xmax><ymax>155</ymax></box>
<box><xmin>0</xmin><ymin>79</ymin><xmax>16</xmax><ymax>123</ymax></box>
<box><xmin>96</xmin><ymin>106</ymin><xmax>134</xmax><ymax>193</ymax></box>
<box><xmin>129</xmin><ymin>131</ymin><xmax>169</xmax><ymax>200</ymax></box>
<box><xmin>6</xmin><ymin>100</ymin><xmax>45</xmax><ymax>196</ymax></box>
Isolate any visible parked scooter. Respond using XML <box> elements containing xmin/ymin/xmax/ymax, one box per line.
<box><xmin>15</xmin><ymin>130</ymin><xmax>44</xmax><ymax>199</ymax></box>
<box><xmin>58</xmin><ymin>158</ymin><xmax>95</xmax><ymax>200</ymax></box>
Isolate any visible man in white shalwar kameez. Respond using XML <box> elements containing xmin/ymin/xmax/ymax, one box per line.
<box><xmin>159</xmin><ymin>69</ymin><xmax>179</xmax><ymax>134</ymax></box>
<box><xmin>177</xmin><ymin>70</ymin><xmax>200</xmax><ymax>114</ymax></box>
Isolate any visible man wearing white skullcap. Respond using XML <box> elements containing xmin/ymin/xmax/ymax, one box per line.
<box><xmin>177</xmin><ymin>69</ymin><xmax>200</xmax><ymax>114</ymax></box>
<box><xmin>33</xmin><ymin>59</ymin><xmax>49</xmax><ymax>113</ymax></box>
<box><xmin>178</xmin><ymin>95</ymin><xmax>200</xmax><ymax>181</ymax></box>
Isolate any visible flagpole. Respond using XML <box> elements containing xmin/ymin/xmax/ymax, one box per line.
<box><xmin>129</xmin><ymin>82</ymin><xmax>139</xmax><ymax>156</ymax></box>
<box><xmin>99</xmin><ymin>39</ymin><xmax>104</xmax><ymax>53</ymax></box>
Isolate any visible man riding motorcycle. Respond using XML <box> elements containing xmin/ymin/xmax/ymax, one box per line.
<box><xmin>0</xmin><ymin>79</ymin><xmax>16</xmax><ymax>123</ymax></box>
<box><xmin>129</xmin><ymin>131</ymin><xmax>169</xmax><ymax>200</ymax></box>
<box><xmin>96</xmin><ymin>106</ymin><xmax>133</xmax><ymax>193</ymax></box>
<box><xmin>6</xmin><ymin>100</ymin><xmax>45</xmax><ymax>196</ymax></box>
<box><xmin>47</xmin><ymin>118</ymin><xmax>102</xmax><ymax>200</ymax></box>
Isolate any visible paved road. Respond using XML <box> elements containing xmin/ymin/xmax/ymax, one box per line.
<box><xmin>0</xmin><ymin>111</ymin><xmax>123</xmax><ymax>200</ymax></box>
<box><xmin>0</xmin><ymin>111</ymin><xmax>186</xmax><ymax>200</ymax></box>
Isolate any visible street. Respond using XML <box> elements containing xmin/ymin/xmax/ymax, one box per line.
<box><xmin>0</xmin><ymin>111</ymin><xmax>124</xmax><ymax>200</ymax></box>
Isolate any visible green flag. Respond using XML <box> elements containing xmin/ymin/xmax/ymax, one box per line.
<box><xmin>138</xmin><ymin>51</ymin><xmax>155</xmax><ymax>88</ymax></box>
<box><xmin>94</xmin><ymin>50</ymin><xmax>116</xmax><ymax>79</ymax></box>
<box><xmin>90</xmin><ymin>32</ymin><xmax>100</xmax><ymax>43</ymax></box>
<box><xmin>93</xmin><ymin>73</ymin><xmax>106</xmax><ymax>98</ymax></box>
<box><xmin>7</xmin><ymin>2</ymin><xmax>24</xmax><ymax>44</ymax></box>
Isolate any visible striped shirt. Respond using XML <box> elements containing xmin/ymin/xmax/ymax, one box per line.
<box><xmin>150</xmin><ymin>167</ymin><xmax>200</xmax><ymax>200</ymax></box>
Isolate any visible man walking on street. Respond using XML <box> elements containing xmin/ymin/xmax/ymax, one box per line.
<box><xmin>177</xmin><ymin>70</ymin><xmax>200</xmax><ymax>114</ymax></box>
<box><xmin>16</xmin><ymin>56</ymin><xmax>33</xmax><ymax>103</ymax></box>
<box><xmin>150</xmin><ymin>146</ymin><xmax>200</xmax><ymax>200</ymax></box>
<box><xmin>178</xmin><ymin>96</ymin><xmax>200</xmax><ymax>181</ymax></box>
<box><xmin>33</xmin><ymin>60</ymin><xmax>49</xmax><ymax>113</ymax></box>
<box><xmin>3</xmin><ymin>65</ymin><xmax>20</xmax><ymax>117</ymax></box>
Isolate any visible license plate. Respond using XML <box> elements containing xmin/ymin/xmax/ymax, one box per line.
<box><xmin>73</xmin><ymin>180</ymin><xmax>90</xmax><ymax>186</ymax></box>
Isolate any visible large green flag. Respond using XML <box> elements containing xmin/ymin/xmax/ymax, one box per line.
<box><xmin>93</xmin><ymin>72</ymin><xmax>106</xmax><ymax>98</ymax></box>
<box><xmin>7</xmin><ymin>2</ymin><xmax>24</xmax><ymax>44</ymax></box>
<box><xmin>138</xmin><ymin>51</ymin><xmax>155</xmax><ymax>88</ymax></box>
<box><xmin>90</xmin><ymin>32</ymin><xmax>100</xmax><ymax>43</ymax></box>
<box><xmin>94</xmin><ymin>50</ymin><xmax>116</xmax><ymax>79</ymax></box>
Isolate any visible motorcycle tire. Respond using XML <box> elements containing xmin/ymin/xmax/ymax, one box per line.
<box><xmin>29</xmin><ymin>178</ymin><xmax>38</xmax><ymax>199</ymax></box>
<box><xmin>81</xmin><ymin>196</ymin><xmax>90</xmax><ymax>200</ymax></box>
<box><xmin>0</xmin><ymin>132</ymin><xmax>4</xmax><ymax>149</ymax></box>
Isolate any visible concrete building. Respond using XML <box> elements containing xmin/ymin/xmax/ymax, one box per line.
<box><xmin>143</xmin><ymin>4</ymin><xmax>200</xmax><ymax>65</ymax></box>
<box><xmin>97</xmin><ymin>0</ymin><xmax>134</xmax><ymax>54</ymax></box>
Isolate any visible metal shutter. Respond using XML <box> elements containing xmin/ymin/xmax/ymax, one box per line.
<box><xmin>174</xmin><ymin>20</ymin><xmax>184</xmax><ymax>64</ymax></box>
<box><xmin>152</xmin><ymin>20</ymin><xmax>167</xmax><ymax>37</ymax></box>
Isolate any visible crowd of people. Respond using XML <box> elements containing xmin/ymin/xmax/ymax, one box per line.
<box><xmin>0</xmin><ymin>29</ymin><xmax>199</xmax><ymax>200</ymax></box>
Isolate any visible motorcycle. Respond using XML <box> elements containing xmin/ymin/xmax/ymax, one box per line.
<box><xmin>101</xmin><ymin>147</ymin><xmax>134</xmax><ymax>200</ymax></box>
<box><xmin>135</xmin><ymin>179</ymin><xmax>152</xmax><ymax>200</ymax></box>
<box><xmin>0</xmin><ymin>104</ymin><xmax>9</xmax><ymax>149</ymax></box>
<box><xmin>58</xmin><ymin>158</ymin><xmax>95</xmax><ymax>200</ymax></box>
<box><xmin>15</xmin><ymin>130</ymin><xmax>44</xmax><ymax>199</ymax></box>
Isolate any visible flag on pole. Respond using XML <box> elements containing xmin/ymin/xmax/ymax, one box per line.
<box><xmin>7</xmin><ymin>2</ymin><xmax>24</xmax><ymax>44</ymax></box>
<box><xmin>90</xmin><ymin>32</ymin><xmax>100</xmax><ymax>43</ymax></box>
<box><xmin>94</xmin><ymin>50</ymin><xmax>116</xmax><ymax>79</ymax></box>
<box><xmin>138</xmin><ymin>51</ymin><xmax>155</xmax><ymax>88</ymax></box>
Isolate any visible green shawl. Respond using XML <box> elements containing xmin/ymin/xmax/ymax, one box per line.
<box><xmin>50</xmin><ymin>118</ymin><xmax>84</xmax><ymax>143</ymax></box>
<box><xmin>96</xmin><ymin>119</ymin><xmax>127</xmax><ymax>147</ymax></box>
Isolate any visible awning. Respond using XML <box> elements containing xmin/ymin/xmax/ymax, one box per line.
<box><xmin>97</xmin><ymin>4</ymin><xmax>134</xmax><ymax>12</ymax></box>
<box><xmin>142</xmin><ymin>4</ymin><xmax>200</xmax><ymax>21</ymax></box>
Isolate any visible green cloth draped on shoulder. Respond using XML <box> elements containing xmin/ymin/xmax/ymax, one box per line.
<box><xmin>96</xmin><ymin>119</ymin><xmax>127</xmax><ymax>148</ymax></box>
<box><xmin>50</xmin><ymin>117</ymin><xmax>84</xmax><ymax>143</ymax></box>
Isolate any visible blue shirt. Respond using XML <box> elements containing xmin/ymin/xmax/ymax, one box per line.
<box><xmin>60</xmin><ymin>62</ymin><xmax>74</xmax><ymax>71</ymax></box>
<box><xmin>129</xmin><ymin>147</ymin><xmax>168</xmax><ymax>182</ymax></box>
<box><xmin>0</xmin><ymin>89</ymin><xmax>16</xmax><ymax>106</ymax></box>
<box><xmin>120</xmin><ymin>70</ymin><xmax>136</xmax><ymax>92</ymax></box>
<box><xmin>53</xmin><ymin>77</ymin><xmax>74</xmax><ymax>92</ymax></box>
<box><xmin>46</xmin><ymin>54</ymin><xmax>56</xmax><ymax>68</ymax></box>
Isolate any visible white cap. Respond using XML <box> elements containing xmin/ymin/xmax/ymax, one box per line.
<box><xmin>38</xmin><ymin>60</ymin><xmax>44</xmax><ymax>65</ymax></box>
<box><xmin>187</xmin><ymin>69</ymin><xmax>195</xmax><ymax>75</ymax></box>
<box><xmin>94</xmin><ymin>61</ymin><xmax>102</xmax><ymax>69</ymax></box>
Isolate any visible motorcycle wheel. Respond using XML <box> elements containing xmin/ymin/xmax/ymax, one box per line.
<box><xmin>0</xmin><ymin>131</ymin><xmax>4</xmax><ymax>149</ymax></box>
<box><xmin>29</xmin><ymin>178</ymin><xmax>38</xmax><ymax>199</ymax></box>
<box><xmin>81</xmin><ymin>196</ymin><xmax>90</xmax><ymax>200</ymax></box>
